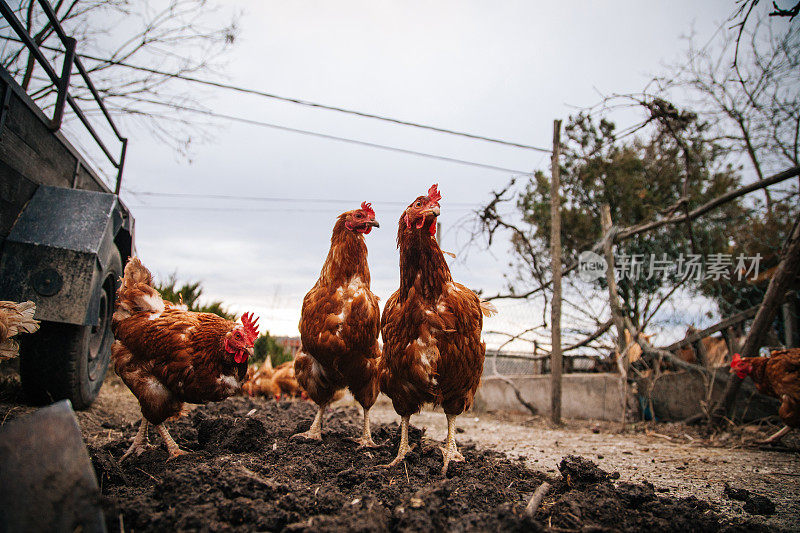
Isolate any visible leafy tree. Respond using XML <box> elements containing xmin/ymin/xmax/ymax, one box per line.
<box><xmin>154</xmin><ymin>273</ymin><xmax>236</xmax><ymax>321</ymax></box>
<box><xmin>478</xmin><ymin>112</ymin><xmax>742</xmax><ymax>333</ymax></box>
<box><xmin>700</xmin><ymin>199</ymin><xmax>797</xmax><ymax>317</ymax></box>
<box><xmin>252</xmin><ymin>334</ymin><xmax>292</xmax><ymax>367</ymax></box>
<box><xmin>476</xmin><ymin>17</ymin><xmax>798</xmax><ymax>345</ymax></box>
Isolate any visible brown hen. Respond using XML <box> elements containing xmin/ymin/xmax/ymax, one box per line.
<box><xmin>0</xmin><ymin>301</ymin><xmax>39</xmax><ymax>360</ymax></box>
<box><xmin>111</xmin><ymin>257</ymin><xmax>259</xmax><ymax>460</ymax></box>
<box><xmin>272</xmin><ymin>361</ymin><xmax>303</xmax><ymax>400</ymax></box>
<box><xmin>293</xmin><ymin>202</ymin><xmax>381</xmax><ymax>447</ymax></box>
<box><xmin>379</xmin><ymin>184</ymin><xmax>495</xmax><ymax>474</ymax></box>
<box><xmin>732</xmin><ymin>349</ymin><xmax>800</xmax><ymax>444</ymax></box>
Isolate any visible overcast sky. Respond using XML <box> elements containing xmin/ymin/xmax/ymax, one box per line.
<box><xmin>96</xmin><ymin>1</ymin><xmax>736</xmax><ymax>342</ymax></box>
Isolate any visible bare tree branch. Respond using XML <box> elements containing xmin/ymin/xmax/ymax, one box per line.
<box><xmin>0</xmin><ymin>0</ymin><xmax>238</xmax><ymax>156</ymax></box>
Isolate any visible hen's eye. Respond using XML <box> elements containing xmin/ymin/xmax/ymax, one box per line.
<box><xmin>415</xmin><ymin>201</ymin><xmax>422</xmax><ymax>207</ymax></box>
<box><xmin>356</xmin><ymin>213</ymin><xmax>363</xmax><ymax>219</ymax></box>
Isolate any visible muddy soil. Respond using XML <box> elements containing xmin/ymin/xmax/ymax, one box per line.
<box><xmin>369</xmin><ymin>402</ymin><xmax>800</xmax><ymax>532</ymax></box>
<box><xmin>82</xmin><ymin>397</ymin><xmax>777</xmax><ymax>533</ymax></box>
<box><xmin>0</xmin><ymin>369</ymin><xmax>794</xmax><ymax>532</ymax></box>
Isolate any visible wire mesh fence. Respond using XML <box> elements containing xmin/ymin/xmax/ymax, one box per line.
<box><xmin>483</xmin><ymin>350</ymin><xmax>602</xmax><ymax>376</ymax></box>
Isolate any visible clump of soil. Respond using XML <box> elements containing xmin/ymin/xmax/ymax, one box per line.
<box><xmin>544</xmin><ymin>458</ymin><xmax>722</xmax><ymax>531</ymax></box>
<box><xmin>90</xmin><ymin>397</ymin><xmax>772</xmax><ymax>532</ymax></box>
<box><xmin>724</xmin><ymin>484</ymin><xmax>776</xmax><ymax>515</ymax></box>
<box><xmin>557</xmin><ymin>454</ymin><xmax>620</xmax><ymax>484</ymax></box>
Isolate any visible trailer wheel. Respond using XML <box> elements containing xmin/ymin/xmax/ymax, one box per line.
<box><xmin>20</xmin><ymin>249</ymin><xmax>122</xmax><ymax>409</ymax></box>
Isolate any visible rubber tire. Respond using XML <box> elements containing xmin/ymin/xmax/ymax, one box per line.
<box><xmin>20</xmin><ymin>248</ymin><xmax>122</xmax><ymax>409</ymax></box>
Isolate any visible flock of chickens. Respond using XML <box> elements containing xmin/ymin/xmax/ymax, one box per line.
<box><xmin>108</xmin><ymin>184</ymin><xmax>496</xmax><ymax>473</ymax></box>
<box><xmin>1</xmin><ymin>184</ymin><xmax>798</xmax><ymax>473</ymax></box>
<box><xmin>241</xmin><ymin>360</ymin><xmax>307</xmax><ymax>401</ymax></box>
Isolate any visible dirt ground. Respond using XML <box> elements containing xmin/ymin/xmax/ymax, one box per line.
<box><xmin>370</xmin><ymin>401</ymin><xmax>800</xmax><ymax>531</ymax></box>
<box><xmin>1</xmin><ymin>370</ymin><xmax>798</xmax><ymax>532</ymax></box>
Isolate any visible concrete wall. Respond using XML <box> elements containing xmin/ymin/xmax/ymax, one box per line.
<box><xmin>375</xmin><ymin>371</ymin><xmax>779</xmax><ymax>423</ymax></box>
<box><xmin>473</xmin><ymin>373</ymin><xmax>625</xmax><ymax>421</ymax></box>
<box><xmin>641</xmin><ymin>371</ymin><xmax>779</xmax><ymax>422</ymax></box>
<box><xmin>642</xmin><ymin>372</ymin><xmax>718</xmax><ymax>421</ymax></box>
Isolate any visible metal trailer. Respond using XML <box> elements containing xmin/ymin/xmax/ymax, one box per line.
<box><xmin>0</xmin><ymin>0</ymin><xmax>132</xmax><ymax>408</ymax></box>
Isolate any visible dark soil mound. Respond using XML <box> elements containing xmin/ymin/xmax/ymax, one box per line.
<box><xmin>557</xmin><ymin>454</ymin><xmax>620</xmax><ymax>484</ymax></box>
<box><xmin>724</xmin><ymin>484</ymin><xmax>776</xmax><ymax>516</ymax></box>
<box><xmin>90</xmin><ymin>397</ymin><xmax>772</xmax><ymax>532</ymax></box>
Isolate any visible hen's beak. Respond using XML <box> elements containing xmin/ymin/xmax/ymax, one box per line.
<box><xmin>367</xmin><ymin>219</ymin><xmax>380</xmax><ymax>228</ymax></box>
<box><xmin>247</xmin><ymin>346</ymin><xmax>254</xmax><ymax>357</ymax></box>
<box><xmin>424</xmin><ymin>206</ymin><xmax>441</xmax><ymax>217</ymax></box>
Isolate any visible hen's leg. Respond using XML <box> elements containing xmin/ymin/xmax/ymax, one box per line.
<box><xmin>120</xmin><ymin>418</ymin><xmax>151</xmax><ymax>461</ymax></box>
<box><xmin>155</xmin><ymin>423</ymin><xmax>188</xmax><ymax>459</ymax></box>
<box><xmin>440</xmin><ymin>414</ymin><xmax>465</xmax><ymax>475</ymax></box>
<box><xmin>291</xmin><ymin>403</ymin><xmax>326</xmax><ymax>441</ymax></box>
<box><xmin>380</xmin><ymin>416</ymin><xmax>412</xmax><ymax>468</ymax></box>
<box><xmin>758</xmin><ymin>425</ymin><xmax>791</xmax><ymax>444</ymax></box>
<box><xmin>355</xmin><ymin>407</ymin><xmax>378</xmax><ymax>448</ymax></box>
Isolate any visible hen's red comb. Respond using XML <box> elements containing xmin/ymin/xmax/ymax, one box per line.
<box><xmin>730</xmin><ymin>353</ymin><xmax>742</xmax><ymax>369</ymax></box>
<box><xmin>241</xmin><ymin>312</ymin><xmax>259</xmax><ymax>344</ymax></box>
<box><xmin>360</xmin><ymin>201</ymin><xmax>375</xmax><ymax>218</ymax></box>
<box><xmin>427</xmin><ymin>183</ymin><xmax>442</xmax><ymax>204</ymax></box>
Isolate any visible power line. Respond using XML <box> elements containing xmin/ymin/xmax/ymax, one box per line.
<box><xmin>80</xmin><ymin>54</ymin><xmax>551</xmax><ymax>153</ymax></box>
<box><xmin>128</xmin><ymin>204</ymin><xmax>476</xmax><ymax>213</ymax></box>
<box><xmin>1</xmin><ymin>36</ymin><xmax>551</xmax><ymax>153</ymax></box>
<box><xmin>112</xmin><ymin>99</ymin><xmax>533</xmax><ymax>174</ymax></box>
<box><xmin>129</xmin><ymin>191</ymin><xmax>480</xmax><ymax>207</ymax></box>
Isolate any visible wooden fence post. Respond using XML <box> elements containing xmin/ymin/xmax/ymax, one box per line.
<box><xmin>550</xmin><ymin>119</ymin><xmax>563</xmax><ymax>425</ymax></box>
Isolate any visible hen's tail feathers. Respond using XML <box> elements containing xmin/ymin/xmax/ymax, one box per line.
<box><xmin>0</xmin><ymin>301</ymin><xmax>40</xmax><ymax>360</ymax></box>
<box><xmin>115</xmin><ymin>257</ymin><xmax>165</xmax><ymax>317</ymax></box>
<box><xmin>0</xmin><ymin>301</ymin><xmax>39</xmax><ymax>336</ymax></box>
<box><xmin>480</xmin><ymin>300</ymin><xmax>498</xmax><ymax>317</ymax></box>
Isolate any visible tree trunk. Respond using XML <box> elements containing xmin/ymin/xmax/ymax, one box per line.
<box><xmin>601</xmin><ymin>204</ymin><xmax>629</xmax><ymax>428</ymax></box>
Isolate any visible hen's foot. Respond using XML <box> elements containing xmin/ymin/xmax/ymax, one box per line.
<box><xmin>439</xmin><ymin>446</ymin><xmax>465</xmax><ymax>462</ymax></box>
<box><xmin>379</xmin><ymin>443</ymin><xmax>414</xmax><ymax>468</ymax></box>
<box><xmin>756</xmin><ymin>425</ymin><xmax>791</xmax><ymax>445</ymax></box>
<box><xmin>155</xmin><ymin>423</ymin><xmax>188</xmax><ymax>461</ymax></box>
<box><xmin>291</xmin><ymin>404</ymin><xmax>325</xmax><ymax>442</ymax></box>
<box><xmin>120</xmin><ymin>418</ymin><xmax>153</xmax><ymax>462</ymax></box>
<box><xmin>166</xmin><ymin>448</ymin><xmax>190</xmax><ymax>460</ymax></box>
<box><xmin>380</xmin><ymin>415</ymin><xmax>412</xmax><ymax>468</ymax></box>
<box><xmin>440</xmin><ymin>414</ymin><xmax>464</xmax><ymax>475</ymax></box>
<box><xmin>120</xmin><ymin>442</ymin><xmax>155</xmax><ymax>462</ymax></box>
<box><xmin>291</xmin><ymin>430</ymin><xmax>323</xmax><ymax>442</ymax></box>
<box><xmin>351</xmin><ymin>436</ymin><xmax>379</xmax><ymax>449</ymax></box>
<box><xmin>440</xmin><ymin>445</ymin><xmax>465</xmax><ymax>475</ymax></box>
<box><xmin>355</xmin><ymin>408</ymin><xmax>378</xmax><ymax>449</ymax></box>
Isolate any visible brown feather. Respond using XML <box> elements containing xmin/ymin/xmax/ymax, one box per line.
<box><xmin>111</xmin><ymin>257</ymin><xmax>248</xmax><ymax>425</ymax></box>
<box><xmin>379</xmin><ymin>202</ymin><xmax>486</xmax><ymax>417</ymax></box>
<box><xmin>0</xmin><ymin>300</ymin><xmax>39</xmax><ymax>360</ymax></box>
<box><xmin>295</xmin><ymin>212</ymin><xmax>381</xmax><ymax>410</ymax></box>
<box><xmin>739</xmin><ymin>348</ymin><xmax>800</xmax><ymax>429</ymax></box>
